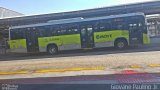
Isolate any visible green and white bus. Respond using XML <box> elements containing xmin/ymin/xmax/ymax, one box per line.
<box><xmin>8</xmin><ymin>13</ymin><xmax>150</xmax><ymax>55</ymax></box>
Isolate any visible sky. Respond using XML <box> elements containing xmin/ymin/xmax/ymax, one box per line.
<box><xmin>0</xmin><ymin>0</ymin><xmax>156</xmax><ymax>16</ymax></box>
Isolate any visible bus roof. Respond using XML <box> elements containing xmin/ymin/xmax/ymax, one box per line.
<box><xmin>10</xmin><ymin>12</ymin><xmax>145</xmax><ymax>29</ymax></box>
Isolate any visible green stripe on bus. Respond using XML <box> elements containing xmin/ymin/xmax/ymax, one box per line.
<box><xmin>38</xmin><ymin>34</ymin><xmax>81</xmax><ymax>48</ymax></box>
<box><xmin>9</xmin><ymin>39</ymin><xmax>26</xmax><ymax>49</ymax></box>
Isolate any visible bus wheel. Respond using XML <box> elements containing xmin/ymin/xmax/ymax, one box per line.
<box><xmin>47</xmin><ymin>45</ymin><xmax>58</xmax><ymax>55</ymax></box>
<box><xmin>115</xmin><ymin>39</ymin><xmax>128</xmax><ymax>49</ymax></box>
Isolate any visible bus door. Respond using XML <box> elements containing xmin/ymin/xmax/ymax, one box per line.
<box><xmin>80</xmin><ymin>26</ymin><xmax>94</xmax><ymax>48</ymax></box>
<box><xmin>25</xmin><ymin>28</ymin><xmax>39</xmax><ymax>53</ymax></box>
<box><xmin>129</xmin><ymin>23</ymin><xmax>143</xmax><ymax>45</ymax></box>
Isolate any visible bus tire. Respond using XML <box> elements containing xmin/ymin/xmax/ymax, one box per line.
<box><xmin>114</xmin><ymin>39</ymin><xmax>128</xmax><ymax>49</ymax></box>
<box><xmin>47</xmin><ymin>45</ymin><xmax>58</xmax><ymax>55</ymax></box>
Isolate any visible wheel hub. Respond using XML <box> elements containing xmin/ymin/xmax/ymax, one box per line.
<box><xmin>118</xmin><ymin>42</ymin><xmax>125</xmax><ymax>48</ymax></box>
<box><xmin>49</xmin><ymin>48</ymin><xmax>56</xmax><ymax>54</ymax></box>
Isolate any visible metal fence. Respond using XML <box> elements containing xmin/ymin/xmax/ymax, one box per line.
<box><xmin>0</xmin><ymin>45</ymin><xmax>6</xmax><ymax>55</ymax></box>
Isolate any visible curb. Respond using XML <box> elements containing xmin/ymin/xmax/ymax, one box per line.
<box><xmin>0</xmin><ymin>67</ymin><xmax>106</xmax><ymax>75</ymax></box>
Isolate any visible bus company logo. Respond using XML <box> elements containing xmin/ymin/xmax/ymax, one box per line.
<box><xmin>96</xmin><ymin>34</ymin><xmax>112</xmax><ymax>39</ymax></box>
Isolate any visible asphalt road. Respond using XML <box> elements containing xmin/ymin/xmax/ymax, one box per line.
<box><xmin>0</xmin><ymin>45</ymin><xmax>159</xmax><ymax>81</ymax></box>
<box><xmin>1</xmin><ymin>44</ymin><xmax>160</xmax><ymax>61</ymax></box>
<box><xmin>0</xmin><ymin>45</ymin><xmax>160</xmax><ymax>90</ymax></box>
<box><xmin>1</xmin><ymin>73</ymin><xmax>160</xmax><ymax>84</ymax></box>
<box><xmin>0</xmin><ymin>45</ymin><xmax>159</xmax><ymax>78</ymax></box>
<box><xmin>0</xmin><ymin>73</ymin><xmax>160</xmax><ymax>90</ymax></box>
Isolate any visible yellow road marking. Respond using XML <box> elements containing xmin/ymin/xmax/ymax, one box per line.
<box><xmin>0</xmin><ymin>67</ymin><xmax>106</xmax><ymax>75</ymax></box>
<box><xmin>1</xmin><ymin>63</ymin><xmax>160</xmax><ymax>75</ymax></box>
<box><xmin>0</xmin><ymin>71</ymin><xmax>28</xmax><ymax>75</ymax></box>
<box><xmin>149</xmin><ymin>64</ymin><xmax>160</xmax><ymax>67</ymax></box>
<box><xmin>35</xmin><ymin>67</ymin><xmax>106</xmax><ymax>73</ymax></box>
<box><xmin>130</xmin><ymin>65</ymin><xmax>142</xmax><ymax>68</ymax></box>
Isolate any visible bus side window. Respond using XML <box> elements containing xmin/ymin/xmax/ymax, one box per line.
<box><xmin>61</xmin><ymin>29</ymin><xmax>67</xmax><ymax>35</ymax></box>
<box><xmin>105</xmin><ymin>22</ymin><xmax>111</xmax><ymax>30</ymax></box>
<box><xmin>11</xmin><ymin>29</ymin><xmax>25</xmax><ymax>40</ymax></box>
<box><xmin>50</xmin><ymin>26</ymin><xmax>57</xmax><ymax>36</ymax></box>
<box><xmin>14</xmin><ymin>30</ymin><xmax>18</xmax><ymax>39</ymax></box>
<box><xmin>71</xmin><ymin>25</ymin><xmax>79</xmax><ymax>34</ymax></box>
<box><xmin>94</xmin><ymin>22</ymin><xmax>99</xmax><ymax>32</ymax></box>
<box><xmin>138</xmin><ymin>23</ymin><xmax>142</xmax><ymax>31</ymax></box>
<box><xmin>97</xmin><ymin>20</ymin><xmax>106</xmax><ymax>31</ymax></box>
<box><xmin>59</xmin><ymin>27</ymin><xmax>65</xmax><ymax>35</ymax></box>
<box><xmin>67</xmin><ymin>29</ymin><xmax>72</xmax><ymax>34</ymax></box>
<box><xmin>33</xmin><ymin>27</ymin><xmax>39</xmax><ymax>36</ymax></box>
<box><xmin>87</xmin><ymin>26</ymin><xmax>93</xmax><ymax>35</ymax></box>
<box><xmin>52</xmin><ymin>30</ymin><xmax>57</xmax><ymax>36</ymax></box>
<box><xmin>19</xmin><ymin>29</ymin><xmax>25</xmax><ymax>39</ymax></box>
<box><xmin>94</xmin><ymin>26</ymin><xmax>99</xmax><ymax>32</ymax></box>
<box><xmin>38</xmin><ymin>27</ymin><xmax>46</xmax><ymax>37</ymax></box>
<box><xmin>81</xmin><ymin>28</ymin><xmax>86</xmax><ymax>35</ymax></box>
<box><xmin>54</xmin><ymin>27</ymin><xmax>60</xmax><ymax>35</ymax></box>
<box><xmin>117</xmin><ymin>24</ymin><xmax>123</xmax><ymax>30</ymax></box>
<box><xmin>57</xmin><ymin>30</ymin><xmax>61</xmax><ymax>35</ymax></box>
<box><xmin>133</xmin><ymin>24</ymin><xmax>137</xmax><ymax>30</ymax></box>
<box><xmin>129</xmin><ymin>24</ymin><xmax>137</xmax><ymax>32</ymax></box>
<box><xmin>87</xmin><ymin>27</ymin><xmax>93</xmax><ymax>31</ymax></box>
<box><xmin>111</xmin><ymin>23</ymin><xmax>123</xmax><ymax>30</ymax></box>
<box><xmin>45</xmin><ymin>26</ymin><xmax>51</xmax><ymax>37</ymax></box>
<box><xmin>66</xmin><ymin>26</ymin><xmax>78</xmax><ymax>34</ymax></box>
<box><xmin>73</xmin><ymin>29</ymin><xmax>78</xmax><ymax>34</ymax></box>
<box><xmin>129</xmin><ymin>24</ymin><xmax>133</xmax><ymax>31</ymax></box>
<box><xmin>10</xmin><ymin>30</ymin><xmax>16</xmax><ymax>40</ymax></box>
<box><xmin>47</xmin><ymin>27</ymin><xmax>51</xmax><ymax>36</ymax></box>
<box><xmin>99</xmin><ymin>24</ymin><xmax>105</xmax><ymax>31</ymax></box>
